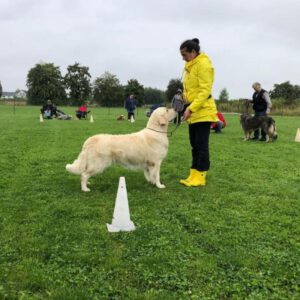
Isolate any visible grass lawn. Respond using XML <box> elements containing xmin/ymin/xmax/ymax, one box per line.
<box><xmin>0</xmin><ymin>105</ymin><xmax>299</xmax><ymax>299</ymax></box>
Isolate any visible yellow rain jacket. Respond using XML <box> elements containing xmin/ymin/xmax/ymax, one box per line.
<box><xmin>183</xmin><ymin>52</ymin><xmax>218</xmax><ymax>124</ymax></box>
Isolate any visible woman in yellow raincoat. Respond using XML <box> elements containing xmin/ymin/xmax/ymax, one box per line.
<box><xmin>179</xmin><ymin>38</ymin><xmax>218</xmax><ymax>187</ymax></box>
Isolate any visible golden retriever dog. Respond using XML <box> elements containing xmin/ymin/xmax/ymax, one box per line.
<box><xmin>66</xmin><ymin>107</ymin><xmax>177</xmax><ymax>192</ymax></box>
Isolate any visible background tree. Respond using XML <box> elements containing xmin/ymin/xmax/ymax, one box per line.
<box><xmin>166</xmin><ymin>79</ymin><xmax>183</xmax><ymax>102</ymax></box>
<box><xmin>64</xmin><ymin>62</ymin><xmax>92</xmax><ymax>106</ymax></box>
<box><xmin>218</xmin><ymin>88</ymin><xmax>229</xmax><ymax>102</ymax></box>
<box><xmin>93</xmin><ymin>71</ymin><xmax>124</xmax><ymax>107</ymax></box>
<box><xmin>143</xmin><ymin>87</ymin><xmax>166</xmax><ymax>105</ymax></box>
<box><xmin>0</xmin><ymin>81</ymin><xmax>2</xmax><ymax>98</ymax></box>
<box><xmin>124</xmin><ymin>79</ymin><xmax>144</xmax><ymax>106</ymax></box>
<box><xmin>26</xmin><ymin>63</ymin><xmax>66</xmax><ymax>105</ymax></box>
<box><xmin>269</xmin><ymin>81</ymin><xmax>300</xmax><ymax>104</ymax></box>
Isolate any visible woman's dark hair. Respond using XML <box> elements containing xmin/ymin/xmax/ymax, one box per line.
<box><xmin>180</xmin><ymin>38</ymin><xmax>200</xmax><ymax>53</ymax></box>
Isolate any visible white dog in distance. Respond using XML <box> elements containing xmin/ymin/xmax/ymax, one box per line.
<box><xmin>66</xmin><ymin>107</ymin><xmax>177</xmax><ymax>192</ymax></box>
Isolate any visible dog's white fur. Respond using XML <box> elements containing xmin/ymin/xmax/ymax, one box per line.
<box><xmin>66</xmin><ymin>107</ymin><xmax>177</xmax><ymax>192</ymax></box>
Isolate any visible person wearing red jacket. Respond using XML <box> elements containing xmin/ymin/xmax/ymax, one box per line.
<box><xmin>76</xmin><ymin>103</ymin><xmax>90</xmax><ymax>119</ymax></box>
<box><xmin>211</xmin><ymin>112</ymin><xmax>226</xmax><ymax>133</ymax></box>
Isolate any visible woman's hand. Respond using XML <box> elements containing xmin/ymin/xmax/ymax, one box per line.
<box><xmin>183</xmin><ymin>109</ymin><xmax>192</xmax><ymax>121</ymax></box>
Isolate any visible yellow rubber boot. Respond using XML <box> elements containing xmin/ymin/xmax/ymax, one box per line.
<box><xmin>188</xmin><ymin>170</ymin><xmax>206</xmax><ymax>186</ymax></box>
<box><xmin>179</xmin><ymin>169</ymin><xmax>197</xmax><ymax>186</ymax></box>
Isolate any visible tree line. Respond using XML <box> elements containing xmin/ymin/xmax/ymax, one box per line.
<box><xmin>25</xmin><ymin>62</ymin><xmax>183</xmax><ymax>106</ymax></box>
<box><xmin>5</xmin><ymin>62</ymin><xmax>298</xmax><ymax>106</ymax></box>
<box><xmin>218</xmin><ymin>81</ymin><xmax>300</xmax><ymax>103</ymax></box>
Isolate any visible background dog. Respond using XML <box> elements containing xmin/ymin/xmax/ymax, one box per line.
<box><xmin>240</xmin><ymin>113</ymin><xmax>278</xmax><ymax>142</ymax></box>
<box><xmin>116</xmin><ymin>115</ymin><xmax>125</xmax><ymax>121</ymax></box>
<box><xmin>56</xmin><ymin>112</ymin><xmax>72</xmax><ymax>120</ymax></box>
<box><xmin>66</xmin><ymin>107</ymin><xmax>177</xmax><ymax>191</ymax></box>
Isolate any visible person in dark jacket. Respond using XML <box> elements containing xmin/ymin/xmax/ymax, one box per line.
<box><xmin>40</xmin><ymin>100</ymin><xmax>57</xmax><ymax>119</ymax></box>
<box><xmin>249</xmin><ymin>82</ymin><xmax>272</xmax><ymax>141</ymax></box>
<box><xmin>125</xmin><ymin>94</ymin><xmax>137</xmax><ymax>121</ymax></box>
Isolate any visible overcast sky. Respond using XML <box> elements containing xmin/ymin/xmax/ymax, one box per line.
<box><xmin>1</xmin><ymin>0</ymin><xmax>300</xmax><ymax>98</ymax></box>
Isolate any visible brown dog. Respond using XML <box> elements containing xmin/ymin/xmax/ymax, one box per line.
<box><xmin>240</xmin><ymin>113</ymin><xmax>278</xmax><ymax>142</ymax></box>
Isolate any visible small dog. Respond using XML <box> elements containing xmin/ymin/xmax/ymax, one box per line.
<box><xmin>116</xmin><ymin>115</ymin><xmax>125</xmax><ymax>121</ymax></box>
<box><xmin>240</xmin><ymin>113</ymin><xmax>278</xmax><ymax>142</ymax></box>
<box><xmin>66</xmin><ymin>107</ymin><xmax>177</xmax><ymax>191</ymax></box>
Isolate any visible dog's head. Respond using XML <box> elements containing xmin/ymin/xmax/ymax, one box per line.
<box><xmin>240</xmin><ymin>113</ymin><xmax>252</xmax><ymax>123</ymax></box>
<box><xmin>148</xmin><ymin>107</ymin><xmax>177</xmax><ymax>128</ymax></box>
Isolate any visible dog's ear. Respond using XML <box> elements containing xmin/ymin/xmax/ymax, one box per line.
<box><xmin>158</xmin><ymin>116</ymin><xmax>167</xmax><ymax>126</ymax></box>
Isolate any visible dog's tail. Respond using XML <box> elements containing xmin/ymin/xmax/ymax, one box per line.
<box><xmin>273</xmin><ymin>126</ymin><xmax>278</xmax><ymax>140</ymax></box>
<box><xmin>269</xmin><ymin>118</ymin><xmax>278</xmax><ymax>141</ymax></box>
<box><xmin>66</xmin><ymin>149</ymin><xmax>87</xmax><ymax>175</ymax></box>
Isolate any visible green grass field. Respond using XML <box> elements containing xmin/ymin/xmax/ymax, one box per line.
<box><xmin>0</xmin><ymin>105</ymin><xmax>299</xmax><ymax>299</ymax></box>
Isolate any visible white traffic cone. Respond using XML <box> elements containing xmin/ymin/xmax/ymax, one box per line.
<box><xmin>295</xmin><ymin>128</ymin><xmax>300</xmax><ymax>142</ymax></box>
<box><xmin>39</xmin><ymin>114</ymin><xmax>44</xmax><ymax>122</ymax></box>
<box><xmin>107</xmin><ymin>177</ymin><xmax>136</xmax><ymax>232</ymax></box>
<box><xmin>90</xmin><ymin>115</ymin><xmax>94</xmax><ymax>123</ymax></box>
<box><xmin>130</xmin><ymin>115</ymin><xmax>135</xmax><ymax>123</ymax></box>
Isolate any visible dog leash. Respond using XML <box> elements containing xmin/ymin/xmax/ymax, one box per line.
<box><xmin>146</xmin><ymin>123</ymin><xmax>181</xmax><ymax>138</ymax></box>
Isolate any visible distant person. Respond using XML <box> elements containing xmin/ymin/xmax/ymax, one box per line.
<box><xmin>125</xmin><ymin>94</ymin><xmax>137</xmax><ymax>121</ymax></box>
<box><xmin>76</xmin><ymin>102</ymin><xmax>90</xmax><ymax>119</ymax></box>
<box><xmin>40</xmin><ymin>100</ymin><xmax>57</xmax><ymax>119</ymax></box>
<box><xmin>171</xmin><ymin>89</ymin><xmax>185</xmax><ymax>124</ymax></box>
<box><xmin>249</xmin><ymin>82</ymin><xmax>272</xmax><ymax>141</ymax></box>
<box><xmin>211</xmin><ymin>112</ymin><xmax>226</xmax><ymax>133</ymax></box>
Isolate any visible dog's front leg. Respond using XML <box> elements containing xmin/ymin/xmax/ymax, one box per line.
<box><xmin>144</xmin><ymin>168</ymin><xmax>152</xmax><ymax>183</ymax></box>
<box><xmin>147</xmin><ymin>161</ymin><xmax>165</xmax><ymax>188</ymax></box>
<box><xmin>153</xmin><ymin>162</ymin><xmax>165</xmax><ymax>189</ymax></box>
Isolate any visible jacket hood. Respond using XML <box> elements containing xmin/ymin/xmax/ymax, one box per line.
<box><xmin>184</xmin><ymin>53</ymin><xmax>203</xmax><ymax>72</ymax></box>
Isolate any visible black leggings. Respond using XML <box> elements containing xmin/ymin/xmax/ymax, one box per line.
<box><xmin>189</xmin><ymin>122</ymin><xmax>212</xmax><ymax>171</ymax></box>
<box><xmin>128</xmin><ymin>112</ymin><xmax>135</xmax><ymax>120</ymax></box>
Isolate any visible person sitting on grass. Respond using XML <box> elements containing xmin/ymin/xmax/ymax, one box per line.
<box><xmin>40</xmin><ymin>99</ymin><xmax>57</xmax><ymax>119</ymax></box>
<box><xmin>76</xmin><ymin>102</ymin><xmax>90</xmax><ymax>119</ymax></box>
<box><xmin>211</xmin><ymin>111</ymin><xmax>226</xmax><ymax>133</ymax></box>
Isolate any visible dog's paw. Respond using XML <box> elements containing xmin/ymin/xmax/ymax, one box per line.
<box><xmin>156</xmin><ymin>183</ymin><xmax>166</xmax><ymax>189</ymax></box>
<box><xmin>82</xmin><ymin>187</ymin><xmax>91</xmax><ymax>192</ymax></box>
